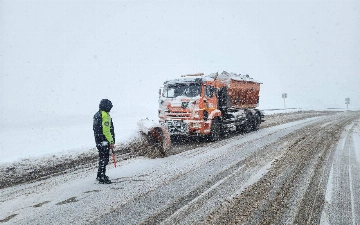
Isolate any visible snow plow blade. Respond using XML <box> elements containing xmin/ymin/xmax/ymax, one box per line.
<box><xmin>137</xmin><ymin>118</ymin><xmax>171</xmax><ymax>157</ymax></box>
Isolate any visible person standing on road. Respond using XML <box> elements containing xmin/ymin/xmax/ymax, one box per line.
<box><xmin>93</xmin><ymin>99</ymin><xmax>115</xmax><ymax>184</ymax></box>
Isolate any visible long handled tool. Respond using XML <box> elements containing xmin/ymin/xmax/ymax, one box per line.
<box><xmin>111</xmin><ymin>150</ymin><xmax>117</xmax><ymax>167</ymax></box>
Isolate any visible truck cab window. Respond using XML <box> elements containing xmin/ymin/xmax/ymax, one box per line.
<box><xmin>205</xmin><ymin>85</ymin><xmax>215</xmax><ymax>98</ymax></box>
<box><xmin>163</xmin><ymin>83</ymin><xmax>201</xmax><ymax>98</ymax></box>
<box><xmin>163</xmin><ymin>87</ymin><xmax>175</xmax><ymax>98</ymax></box>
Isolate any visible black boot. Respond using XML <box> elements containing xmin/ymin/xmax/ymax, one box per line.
<box><xmin>98</xmin><ymin>176</ymin><xmax>111</xmax><ymax>184</ymax></box>
<box><xmin>96</xmin><ymin>175</ymin><xmax>108</xmax><ymax>181</ymax></box>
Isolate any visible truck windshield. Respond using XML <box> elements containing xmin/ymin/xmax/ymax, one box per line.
<box><xmin>163</xmin><ymin>83</ymin><xmax>201</xmax><ymax>98</ymax></box>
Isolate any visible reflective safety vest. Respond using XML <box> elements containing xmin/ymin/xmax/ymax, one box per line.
<box><xmin>93</xmin><ymin>110</ymin><xmax>115</xmax><ymax>145</ymax></box>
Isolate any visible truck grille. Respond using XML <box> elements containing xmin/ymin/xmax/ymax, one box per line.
<box><xmin>166</xmin><ymin>112</ymin><xmax>191</xmax><ymax>119</ymax></box>
<box><xmin>165</xmin><ymin>120</ymin><xmax>189</xmax><ymax>134</ymax></box>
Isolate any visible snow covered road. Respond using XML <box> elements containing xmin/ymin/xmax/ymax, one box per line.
<box><xmin>1</xmin><ymin>111</ymin><xmax>360</xmax><ymax>224</ymax></box>
<box><xmin>320</xmin><ymin>119</ymin><xmax>360</xmax><ymax>224</ymax></box>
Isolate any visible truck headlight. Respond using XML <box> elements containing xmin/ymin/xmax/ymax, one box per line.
<box><xmin>192</xmin><ymin>110</ymin><xmax>200</xmax><ymax>118</ymax></box>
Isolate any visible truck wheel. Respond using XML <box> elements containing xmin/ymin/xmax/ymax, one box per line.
<box><xmin>244</xmin><ymin>113</ymin><xmax>253</xmax><ymax>133</ymax></box>
<box><xmin>235</xmin><ymin>125</ymin><xmax>242</xmax><ymax>133</ymax></box>
<box><xmin>209</xmin><ymin>118</ymin><xmax>221</xmax><ymax>142</ymax></box>
<box><xmin>253</xmin><ymin>113</ymin><xmax>261</xmax><ymax>131</ymax></box>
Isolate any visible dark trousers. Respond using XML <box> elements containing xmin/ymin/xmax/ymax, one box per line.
<box><xmin>96</xmin><ymin>144</ymin><xmax>110</xmax><ymax>178</ymax></box>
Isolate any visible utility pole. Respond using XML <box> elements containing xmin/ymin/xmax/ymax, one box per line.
<box><xmin>345</xmin><ymin>98</ymin><xmax>350</xmax><ymax>108</ymax></box>
<box><xmin>282</xmin><ymin>93</ymin><xmax>287</xmax><ymax>109</ymax></box>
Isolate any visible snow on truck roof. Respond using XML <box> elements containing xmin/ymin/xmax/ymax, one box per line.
<box><xmin>164</xmin><ymin>71</ymin><xmax>261</xmax><ymax>84</ymax></box>
<box><xmin>209</xmin><ymin>71</ymin><xmax>262</xmax><ymax>83</ymax></box>
<box><xmin>164</xmin><ymin>77</ymin><xmax>204</xmax><ymax>85</ymax></box>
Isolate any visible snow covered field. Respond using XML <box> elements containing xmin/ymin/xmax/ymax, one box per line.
<box><xmin>0</xmin><ymin>108</ymin><xmax>155</xmax><ymax>164</ymax></box>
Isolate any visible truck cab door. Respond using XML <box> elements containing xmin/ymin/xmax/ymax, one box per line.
<box><xmin>204</xmin><ymin>85</ymin><xmax>217</xmax><ymax>112</ymax></box>
<box><xmin>217</xmin><ymin>86</ymin><xmax>230</xmax><ymax>110</ymax></box>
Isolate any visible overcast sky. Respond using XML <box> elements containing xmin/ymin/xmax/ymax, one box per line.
<box><xmin>1</xmin><ymin>0</ymin><xmax>359</xmax><ymax>124</ymax></box>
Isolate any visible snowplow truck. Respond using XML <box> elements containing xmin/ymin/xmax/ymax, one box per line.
<box><xmin>158</xmin><ymin>71</ymin><xmax>264</xmax><ymax>141</ymax></box>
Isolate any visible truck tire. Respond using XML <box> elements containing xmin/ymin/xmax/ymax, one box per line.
<box><xmin>244</xmin><ymin>112</ymin><xmax>253</xmax><ymax>133</ymax></box>
<box><xmin>235</xmin><ymin>124</ymin><xmax>242</xmax><ymax>133</ymax></box>
<box><xmin>253</xmin><ymin>113</ymin><xmax>261</xmax><ymax>131</ymax></box>
<box><xmin>209</xmin><ymin>118</ymin><xmax>221</xmax><ymax>142</ymax></box>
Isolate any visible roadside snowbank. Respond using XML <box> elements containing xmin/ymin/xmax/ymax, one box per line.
<box><xmin>0</xmin><ymin>111</ymin><xmax>155</xmax><ymax>164</ymax></box>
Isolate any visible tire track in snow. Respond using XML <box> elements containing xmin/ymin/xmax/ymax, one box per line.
<box><xmin>321</xmin><ymin>119</ymin><xmax>360</xmax><ymax>224</ymax></box>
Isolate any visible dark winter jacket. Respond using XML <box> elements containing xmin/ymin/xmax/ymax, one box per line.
<box><xmin>93</xmin><ymin>99</ymin><xmax>115</xmax><ymax>145</ymax></box>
